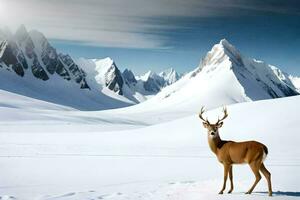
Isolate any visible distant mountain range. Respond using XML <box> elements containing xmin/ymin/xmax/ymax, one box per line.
<box><xmin>76</xmin><ymin>57</ymin><xmax>182</xmax><ymax>103</ymax></box>
<box><xmin>0</xmin><ymin>25</ymin><xmax>181</xmax><ymax>109</ymax></box>
<box><xmin>0</xmin><ymin>25</ymin><xmax>298</xmax><ymax>111</ymax></box>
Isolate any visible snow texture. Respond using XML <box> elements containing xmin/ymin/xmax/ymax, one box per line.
<box><xmin>0</xmin><ymin>91</ymin><xmax>299</xmax><ymax>200</ymax></box>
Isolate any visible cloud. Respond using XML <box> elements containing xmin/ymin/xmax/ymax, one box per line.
<box><xmin>0</xmin><ymin>0</ymin><xmax>299</xmax><ymax>49</ymax></box>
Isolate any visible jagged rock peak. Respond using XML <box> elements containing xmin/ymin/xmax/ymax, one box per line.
<box><xmin>219</xmin><ymin>39</ymin><xmax>241</xmax><ymax>59</ymax></box>
<box><xmin>123</xmin><ymin>69</ymin><xmax>137</xmax><ymax>84</ymax></box>
<box><xmin>140</xmin><ymin>70</ymin><xmax>162</xmax><ymax>81</ymax></box>
<box><xmin>159</xmin><ymin>68</ymin><xmax>181</xmax><ymax>85</ymax></box>
<box><xmin>92</xmin><ymin>57</ymin><xmax>124</xmax><ymax>95</ymax></box>
<box><xmin>159</xmin><ymin>68</ymin><xmax>175</xmax><ymax>76</ymax></box>
<box><xmin>0</xmin><ymin>25</ymin><xmax>90</xmax><ymax>88</ymax></box>
<box><xmin>15</xmin><ymin>24</ymin><xmax>29</xmax><ymax>43</ymax></box>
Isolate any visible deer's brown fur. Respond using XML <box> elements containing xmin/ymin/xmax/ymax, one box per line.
<box><xmin>199</xmin><ymin>107</ymin><xmax>272</xmax><ymax>196</ymax></box>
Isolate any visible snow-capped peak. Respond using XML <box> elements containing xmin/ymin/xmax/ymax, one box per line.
<box><xmin>139</xmin><ymin>70</ymin><xmax>156</xmax><ymax>81</ymax></box>
<box><xmin>198</xmin><ymin>38</ymin><xmax>298</xmax><ymax>99</ymax></box>
<box><xmin>219</xmin><ymin>39</ymin><xmax>242</xmax><ymax>61</ymax></box>
<box><xmin>93</xmin><ymin>57</ymin><xmax>114</xmax><ymax>70</ymax></box>
<box><xmin>200</xmin><ymin>38</ymin><xmax>242</xmax><ymax>70</ymax></box>
<box><xmin>137</xmin><ymin>39</ymin><xmax>299</xmax><ymax>115</ymax></box>
<box><xmin>159</xmin><ymin>68</ymin><xmax>175</xmax><ymax>77</ymax></box>
<box><xmin>89</xmin><ymin>57</ymin><xmax>124</xmax><ymax>95</ymax></box>
<box><xmin>219</xmin><ymin>38</ymin><xmax>235</xmax><ymax>49</ymax></box>
<box><xmin>159</xmin><ymin>68</ymin><xmax>181</xmax><ymax>85</ymax></box>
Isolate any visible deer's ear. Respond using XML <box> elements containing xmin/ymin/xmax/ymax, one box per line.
<box><xmin>217</xmin><ymin>122</ymin><xmax>223</xmax><ymax>128</ymax></box>
<box><xmin>203</xmin><ymin>122</ymin><xmax>209</xmax><ymax>128</ymax></box>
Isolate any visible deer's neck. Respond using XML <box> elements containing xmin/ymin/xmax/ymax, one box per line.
<box><xmin>207</xmin><ymin>134</ymin><xmax>224</xmax><ymax>155</ymax></box>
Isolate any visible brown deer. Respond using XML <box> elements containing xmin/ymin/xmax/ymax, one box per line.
<box><xmin>199</xmin><ymin>107</ymin><xmax>272</xmax><ymax>196</ymax></box>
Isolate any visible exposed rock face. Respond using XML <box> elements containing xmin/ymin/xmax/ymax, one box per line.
<box><xmin>122</xmin><ymin>69</ymin><xmax>137</xmax><ymax>85</ymax></box>
<box><xmin>0</xmin><ymin>40</ymin><xmax>25</xmax><ymax>77</ymax></box>
<box><xmin>142</xmin><ymin>73</ymin><xmax>164</xmax><ymax>93</ymax></box>
<box><xmin>31</xmin><ymin>54</ymin><xmax>49</xmax><ymax>80</ymax></box>
<box><xmin>55</xmin><ymin>59</ymin><xmax>71</xmax><ymax>81</ymax></box>
<box><xmin>59</xmin><ymin>54</ymin><xmax>90</xmax><ymax>89</ymax></box>
<box><xmin>85</xmin><ymin>57</ymin><xmax>125</xmax><ymax>95</ymax></box>
<box><xmin>0</xmin><ymin>25</ymin><xmax>89</xmax><ymax>88</ymax></box>
<box><xmin>137</xmin><ymin>70</ymin><xmax>181</xmax><ymax>93</ymax></box>
<box><xmin>105</xmin><ymin>62</ymin><xmax>124</xmax><ymax>95</ymax></box>
<box><xmin>40</xmin><ymin>36</ymin><xmax>58</xmax><ymax>74</ymax></box>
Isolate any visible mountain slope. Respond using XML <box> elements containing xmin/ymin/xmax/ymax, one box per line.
<box><xmin>214</xmin><ymin>39</ymin><xmax>298</xmax><ymax>99</ymax></box>
<box><xmin>0</xmin><ymin>25</ymin><xmax>134</xmax><ymax>110</ymax></box>
<box><xmin>124</xmin><ymin>39</ymin><xmax>298</xmax><ymax>116</ymax></box>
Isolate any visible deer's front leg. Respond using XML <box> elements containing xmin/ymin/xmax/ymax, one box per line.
<box><xmin>219</xmin><ymin>163</ymin><xmax>230</xmax><ymax>194</ymax></box>
<box><xmin>228</xmin><ymin>165</ymin><xmax>234</xmax><ymax>193</ymax></box>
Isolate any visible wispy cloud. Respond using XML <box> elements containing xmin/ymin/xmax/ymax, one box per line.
<box><xmin>0</xmin><ymin>0</ymin><xmax>298</xmax><ymax>49</ymax></box>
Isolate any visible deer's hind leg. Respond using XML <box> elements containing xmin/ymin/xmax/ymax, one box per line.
<box><xmin>260</xmin><ymin>163</ymin><xmax>272</xmax><ymax>196</ymax></box>
<box><xmin>246</xmin><ymin>161</ymin><xmax>261</xmax><ymax>194</ymax></box>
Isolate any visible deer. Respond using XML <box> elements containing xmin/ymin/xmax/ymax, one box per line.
<box><xmin>198</xmin><ymin>107</ymin><xmax>272</xmax><ymax>196</ymax></box>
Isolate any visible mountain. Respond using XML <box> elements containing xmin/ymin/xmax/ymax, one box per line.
<box><xmin>0</xmin><ymin>25</ymin><xmax>298</xmax><ymax>112</ymax></box>
<box><xmin>122</xmin><ymin>68</ymin><xmax>137</xmax><ymax>85</ymax></box>
<box><xmin>87</xmin><ymin>57</ymin><xmax>124</xmax><ymax>95</ymax></box>
<box><xmin>76</xmin><ymin>57</ymin><xmax>140</xmax><ymax>103</ymax></box>
<box><xmin>128</xmin><ymin>39</ymin><xmax>299</xmax><ymax>117</ymax></box>
<box><xmin>199</xmin><ymin>39</ymin><xmax>298</xmax><ymax>99</ymax></box>
<box><xmin>137</xmin><ymin>70</ymin><xmax>165</xmax><ymax>93</ymax></box>
<box><xmin>132</xmin><ymin>69</ymin><xmax>182</xmax><ymax>93</ymax></box>
<box><xmin>159</xmin><ymin>68</ymin><xmax>181</xmax><ymax>85</ymax></box>
<box><xmin>0</xmin><ymin>25</ymin><xmax>182</xmax><ymax>107</ymax></box>
<box><xmin>0</xmin><ymin>25</ymin><xmax>134</xmax><ymax>110</ymax></box>
<box><xmin>77</xmin><ymin>57</ymin><xmax>182</xmax><ymax>102</ymax></box>
<box><xmin>4</xmin><ymin>25</ymin><xmax>89</xmax><ymax>88</ymax></box>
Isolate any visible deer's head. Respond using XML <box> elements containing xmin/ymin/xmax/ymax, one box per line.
<box><xmin>198</xmin><ymin>107</ymin><xmax>228</xmax><ymax>138</ymax></box>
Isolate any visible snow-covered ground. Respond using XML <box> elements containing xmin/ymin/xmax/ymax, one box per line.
<box><xmin>0</xmin><ymin>89</ymin><xmax>299</xmax><ymax>199</ymax></box>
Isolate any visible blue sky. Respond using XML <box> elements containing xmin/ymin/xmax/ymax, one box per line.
<box><xmin>1</xmin><ymin>0</ymin><xmax>299</xmax><ymax>75</ymax></box>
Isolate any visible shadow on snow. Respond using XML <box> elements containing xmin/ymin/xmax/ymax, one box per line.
<box><xmin>255</xmin><ymin>191</ymin><xmax>300</xmax><ymax>197</ymax></box>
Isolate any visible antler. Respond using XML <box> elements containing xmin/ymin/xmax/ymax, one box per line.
<box><xmin>199</xmin><ymin>106</ymin><xmax>210</xmax><ymax>124</ymax></box>
<box><xmin>216</xmin><ymin>107</ymin><xmax>228</xmax><ymax>124</ymax></box>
